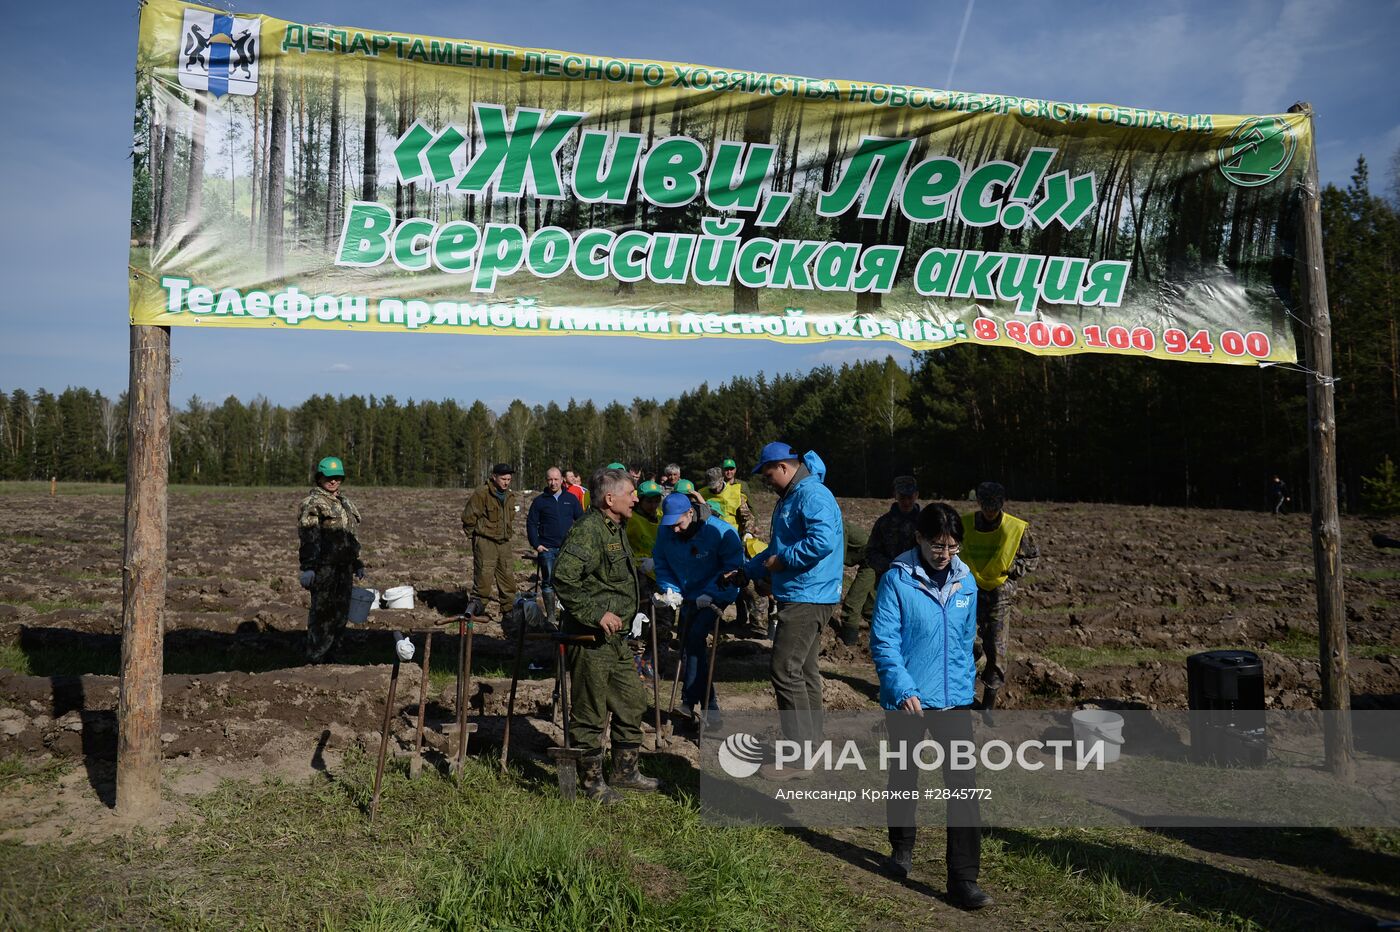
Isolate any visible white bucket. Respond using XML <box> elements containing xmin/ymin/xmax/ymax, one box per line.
<box><xmin>382</xmin><ymin>585</ymin><xmax>415</xmax><ymax>610</ymax></box>
<box><xmin>348</xmin><ymin>587</ymin><xmax>378</xmax><ymax>624</ymax></box>
<box><xmin>1072</xmin><ymin>710</ymin><xmax>1125</xmax><ymax>764</ymax></box>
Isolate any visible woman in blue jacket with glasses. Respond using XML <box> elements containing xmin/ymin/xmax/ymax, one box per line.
<box><xmin>869</xmin><ymin>502</ymin><xmax>992</xmax><ymax>911</ymax></box>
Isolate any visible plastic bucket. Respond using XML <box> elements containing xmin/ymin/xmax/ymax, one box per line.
<box><xmin>382</xmin><ymin>585</ymin><xmax>415</xmax><ymax>610</ymax></box>
<box><xmin>348</xmin><ymin>587</ymin><xmax>377</xmax><ymax>624</ymax></box>
<box><xmin>1072</xmin><ymin>710</ymin><xmax>1125</xmax><ymax>764</ymax></box>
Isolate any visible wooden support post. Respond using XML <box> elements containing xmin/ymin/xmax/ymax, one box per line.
<box><xmin>1290</xmin><ymin>102</ymin><xmax>1355</xmax><ymax>779</ymax></box>
<box><xmin>117</xmin><ymin>324</ymin><xmax>171</xmax><ymax>816</ymax></box>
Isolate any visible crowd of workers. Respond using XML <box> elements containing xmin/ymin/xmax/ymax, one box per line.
<box><xmin>295</xmin><ymin>446</ymin><xmax>1038</xmax><ymax>911</ymax></box>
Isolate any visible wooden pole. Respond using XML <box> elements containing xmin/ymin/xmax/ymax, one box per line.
<box><xmin>1290</xmin><ymin>102</ymin><xmax>1354</xmax><ymax>778</ymax></box>
<box><xmin>117</xmin><ymin>324</ymin><xmax>171</xmax><ymax>816</ymax></box>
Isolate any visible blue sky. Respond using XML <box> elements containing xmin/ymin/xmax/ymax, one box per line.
<box><xmin>2</xmin><ymin>0</ymin><xmax>1397</xmax><ymax>409</ymax></box>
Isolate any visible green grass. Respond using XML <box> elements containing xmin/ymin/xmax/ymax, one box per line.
<box><xmin>17</xmin><ymin>599</ymin><xmax>104</xmax><ymax>614</ymax></box>
<box><xmin>0</xmin><ymin>752</ymin><xmax>857</xmax><ymax>930</ymax></box>
<box><xmin>1265</xmin><ymin>629</ymin><xmax>1395</xmax><ymax>660</ymax></box>
<box><xmin>1352</xmin><ymin>568</ymin><xmax>1400</xmax><ymax>581</ymax></box>
<box><xmin>0</xmin><ymin>753</ymin><xmax>68</xmax><ymax>788</ymax></box>
<box><xmin>0</xmin><ymin>534</ymin><xmax>43</xmax><ymax>545</ymax></box>
<box><xmin>1</xmin><ymin>752</ymin><xmax>1391</xmax><ymax>929</ymax></box>
<box><xmin>1041</xmin><ymin>645</ymin><xmax>1191</xmax><ymax>669</ymax></box>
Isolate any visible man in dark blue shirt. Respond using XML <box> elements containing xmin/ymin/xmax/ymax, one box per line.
<box><xmin>527</xmin><ymin>466</ymin><xmax>584</xmax><ymax>613</ymax></box>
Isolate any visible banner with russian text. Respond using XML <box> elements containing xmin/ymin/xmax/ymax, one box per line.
<box><xmin>130</xmin><ymin>0</ymin><xmax>1307</xmax><ymax>364</ymax></box>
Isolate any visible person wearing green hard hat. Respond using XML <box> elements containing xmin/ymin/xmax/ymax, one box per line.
<box><xmin>627</xmin><ymin>479</ymin><xmax>666</xmax><ymax>585</ymax></box>
<box><xmin>297</xmin><ymin>455</ymin><xmax>365</xmax><ymax>663</ymax></box>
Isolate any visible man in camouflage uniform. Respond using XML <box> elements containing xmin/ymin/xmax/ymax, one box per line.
<box><xmin>554</xmin><ymin>466</ymin><xmax>658</xmax><ymax>803</ymax></box>
<box><xmin>837</xmin><ymin>520</ymin><xmax>876</xmax><ymax>646</ymax></box>
<box><xmin>961</xmin><ymin>481</ymin><xmax>1040</xmax><ymax>710</ymax></box>
<box><xmin>297</xmin><ymin>456</ymin><xmax>364</xmax><ymax>663</ymax></box>
<box><xmin>461</xmin><ymin>463</ymin><xmax>519</xmax><ymax>619</ymax></box>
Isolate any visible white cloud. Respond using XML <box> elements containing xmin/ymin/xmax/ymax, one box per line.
<box><xmin>325</xmin><ymin>363</ymin><xmax>352</xmax><ymax>373</ymax></box>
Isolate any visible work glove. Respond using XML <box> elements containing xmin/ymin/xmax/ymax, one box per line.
<box><xmin>395</xmin><ymin>637</ymin><xmax>416</xmax><ymax>662</ymax></box>
<box><xmin>696</xmin><ymin>594</ymin><xmax>714</xmax><ymax>610</ymax></box>
<box><xmin>653</xmin><ymin>590</ymin><xmax>683</xmax><ymax>610</ymax></box>
<box><xmin>298</xmin><ymin>570</ymin><xmax>315</xmax><ymax>589</ymax></box>
<box><xmin>630</xmin><ymin>612</ymin><xmax>648</xmax><ymax>638</ymax></box>
<box><xmin>639</xmin><ymin>557</ymin><xmax>655</xmax><ymax>574</ymax></box>
<box><xmin>353</xmin><ymin>562</ymin><xmax>366</xmax><ymax>580</ymax></box>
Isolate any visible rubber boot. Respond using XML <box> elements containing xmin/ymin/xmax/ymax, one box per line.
<box><xmin>948</xmin><ymin>879</ymin><xmax>993</xmax><ymax>910</ymax></box>
<box><xmin>978</xmin><ymin>685</ymin><xmax>999</xmax><ymax>711</ymax></box>
<box><xmin>839</xmin><ymin>625</ymin><xmax>860</xmax><ymax>647</ymax></box>
<box><xmin>578</xmin><ymin>752</ymin><xmax>622</xmax><ymax>804</ymax></box>
<box><xmin>609</xmin><ymin>746</ymin><xmax>659</xmax><ymax>792</ymax></box>
<box><xmin>887</xmin><ymin>841</ymin><xmax>914</xmax><ymax>879</ymax></box>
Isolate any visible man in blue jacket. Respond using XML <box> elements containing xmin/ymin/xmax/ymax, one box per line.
<box><xmin>733</xmin><ymin>442</ymin><xmax>844</xmax><ymax>768</ymax></box>
<box><xmin>526</xmin><ymin>466</ymin><xmax>584</xmax><ymax>617</ymax></box>
<box><xmin>652</xmin><ymin>492</ymin><xmax>742</xmax><ymax>728</ymax></box>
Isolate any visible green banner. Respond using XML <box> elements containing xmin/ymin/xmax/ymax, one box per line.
<box><xmin>130</xmin><ymin>0</ymin><xmax>1308</xmax><ymax>365</ymax></box>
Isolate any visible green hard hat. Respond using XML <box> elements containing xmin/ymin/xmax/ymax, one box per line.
<box><xmin>674</xmin><ymin>478</ymin><xmax>696</xmax><ymax>494</ymax></box>
<box><xmin>606</xmin><ymin>461</ymin><xmax>626</xmax><ymax>470</ymax></box>
<box><xmin>317</xmin><ymin>456</ymin><xmax>346</xmax><ymax>478</ymax></box>
<box><xmin>722</xmin><ymin>458</ymin><xmax>737</xmax><ymax>469</ymax></box>
<box><xmin>638</xmin><ymin>480</ymin><xmax>664</xmax><ymax>498</ymax></box>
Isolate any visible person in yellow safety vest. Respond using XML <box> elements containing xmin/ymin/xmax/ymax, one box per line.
<box><xmin>959</xmin><ymin>481</ymin><xmax>1040</xmax><ymax>711</ymax></box>
<box><xmin>627</xmin><ymin>480</ymin><xmax>665</xmax><ymax>583</ymax></box>
<box><xmin>719</xmin><ymin>457</ymin><xmax>755</xmax><ymax>538</ymax></box>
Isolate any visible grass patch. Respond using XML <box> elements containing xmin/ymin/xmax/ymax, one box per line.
<box><xmin>1352</xmin><ymin>568</ymin><xmax>1400</xmax><ymax>581</ymax></box>
<box><xmin>1266</xmin><ymin>629</ymin><xmax>1394</xmax><ymax>660</ymax></box>
<box><xmin>19</xmin><ymin>599</ymin><xmax>103</xmax><ymax>614</ymax></box>
<box><xmin>4</xmin><ymin>754</ymin><xmax>1388</xmax><ymax>929</ymax></box>
<box><xmin>0</xmin><ymin>753</ymin><xmax>68</xmax><ymax>788</ymax></box>
<box><xmin>0</xmin><ymin>534</ymin><xmax>43</xmax><ymax>545</ymax></box>
<box><xmin>1041</xmin><ymin>645</ymin><xmax>1190</xmax><ymax>669</ymax></box>
<box><xmin>0</xmin><ymin>752</ymin><xmax>858</xmax><ymax>930</ymax></box>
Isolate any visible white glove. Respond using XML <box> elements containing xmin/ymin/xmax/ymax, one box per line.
<box><xmin>656</xmin><ymin>590</ymin><xmax>684</xmax><ymax>610</ymax></box>
<box><xmin>395</xmin><ymin>637</ymin><xmax>416</xmax><ymax>662</ymax></box>
<box><xmin>696</xmin><ymin>594</ymin><xmax>714</xmax><ymax>609</ymax></box>
<box><xmin>299</xmin><ymin>570</ymin><xmax>315</xmax><ymax>589</ymax></box>
<box><xmin>630</xmin><ymin>612</ymin><xmax>648</xmax><ymax>638</ymax></box>
<box><xmin>640</xmin><ymin>557</ymin><xmax>655</xmax><ymax>574</ymax></box>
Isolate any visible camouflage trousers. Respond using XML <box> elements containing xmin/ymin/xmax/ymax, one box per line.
<box><xmin>567</xmin><ymin>633</ymin><xmax>649</xmax><ymax>752</ymax></box>
<box><xmin>307</xmin><ymin>564</ymin><xmax>354</xmax><ymax>663</ymax></box>
<box><xmin>973</xmin><ymin>582</ymin><xmax>1015</xmax><ymax>690</ymax></box>
<box><xmin>471</xmin><ymin>536</ymin><xmax>516</xmax><ymax>617</ymax></box>
<box><xmin>840</xmin><ymin>565</ymin><xmax>878</xmax><ymax>632</ymax></box>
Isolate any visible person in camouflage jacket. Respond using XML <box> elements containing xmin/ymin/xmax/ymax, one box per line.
<box><xmin>553</xmin><ymin>467</ymin><xmax>658</xmax><ymax>802</ymax></box>
<box><xmin>297</xmin><ymin>456</ymin><xmax>364</xmax><ymax>663</ymax></box>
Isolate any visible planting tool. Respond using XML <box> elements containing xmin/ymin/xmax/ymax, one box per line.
<box><xmin>369</xmin><ymin>630</ymin><xmax>406</xmax><ymax>822</ymax></box>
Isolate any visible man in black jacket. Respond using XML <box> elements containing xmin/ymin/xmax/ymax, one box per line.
<box><xmin>527</xmin><ymin>467</ymin><xmax>584</xmax><ymax>614</ymax></box>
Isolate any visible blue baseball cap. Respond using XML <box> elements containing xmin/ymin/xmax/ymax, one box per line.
<box><xmin>753</xmin><ymin>441</ymin><xmax>799</xmax><ymax>474</ymax></box>
<box><xmin>659</xmin><ymin>492</ymin><xmax>693</xmax><ymax>526</ymax></box>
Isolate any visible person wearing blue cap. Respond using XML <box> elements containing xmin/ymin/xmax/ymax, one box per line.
<box><xmin>652</xmin><ymin>492</ymin><xmax>743</xmax><ymax>729</ymax></box>
<box><xmin>728</xmin><ymin>441</ymin><xmax>844</xmax><ymax>774</ymax></box>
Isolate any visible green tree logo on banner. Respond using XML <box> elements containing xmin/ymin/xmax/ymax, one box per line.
<box><xmin>1219</xmin><ymin>116</ymin><xmax>1298</xmax><ymax>187</ymax></box>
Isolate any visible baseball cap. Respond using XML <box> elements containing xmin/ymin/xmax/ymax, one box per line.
<box><xmin>659</xmin><ymin>492</ymin><xmax>693</xmax><ymax>526</ymax></box>
<box><xmin>752</xmin><ymin>441</ymin><xmax>798</xmax><ymax>474</ymax></box>
<box><xmin>722</xmin><ymin>458</ymin><xmax>737</xmax><ymax>469</ymax></box>
<box><xmin>638</xmin><ymin>480</ymin><xmax>664</xmax><ymax>498</ymax></box>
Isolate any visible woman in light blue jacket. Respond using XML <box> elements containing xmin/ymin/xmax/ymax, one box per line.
<box><xmin>868</xmin><ymin>502</ymin><xmax>992</xmax><ymax>912</ymax></box>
